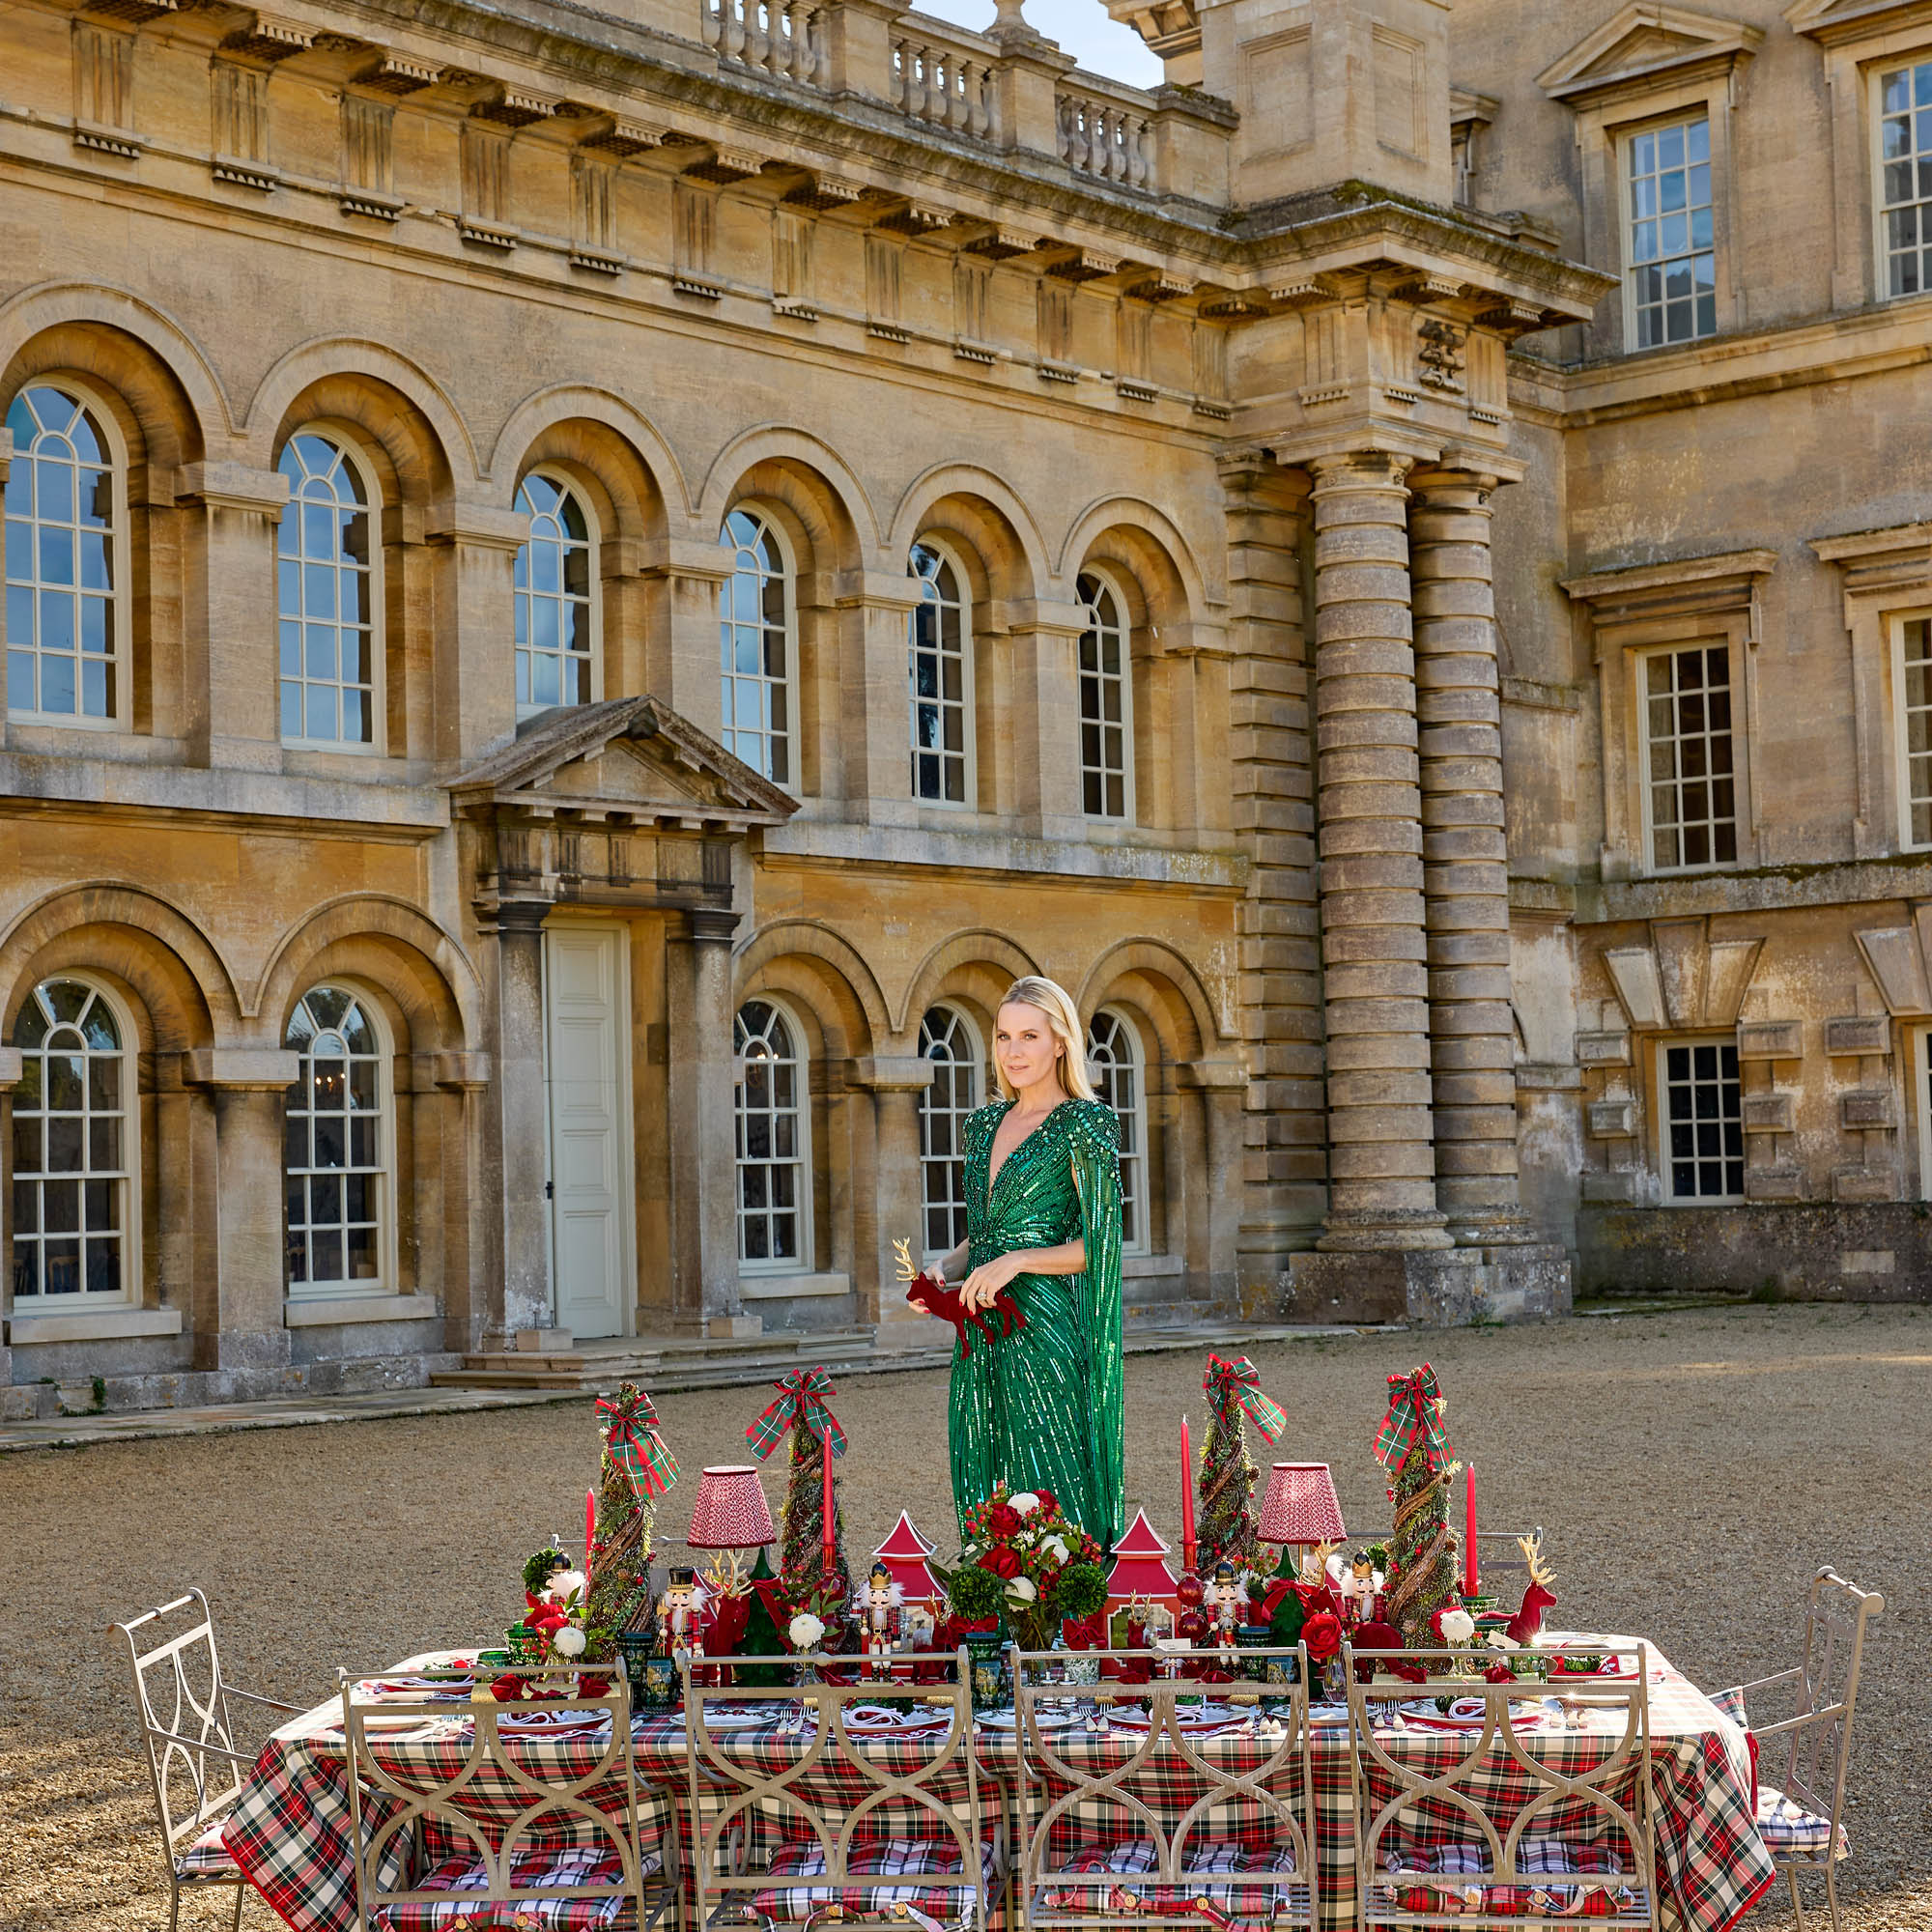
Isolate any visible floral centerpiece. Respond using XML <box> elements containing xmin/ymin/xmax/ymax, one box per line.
<box><xmin>940</xmin><ymin>1484</ymin><xmax>1109</xmax><ymax>1653</ymax></box>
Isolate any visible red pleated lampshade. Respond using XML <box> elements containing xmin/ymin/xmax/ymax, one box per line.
<box><xmin>687</xmin><ymin>1464</ymin><xmax>776</xmax><ymax>1550</ymax></box>
<box><xmin>1257</xmin><ymin>1463</ymin><xmax>1347</xmax><ymax>1546</ymax></box>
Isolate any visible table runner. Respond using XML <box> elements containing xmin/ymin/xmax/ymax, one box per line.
<box><xmin>224</xmin><ymin>1637</ymin><xmax>1774</xmax><ymax>1932</ymax></box>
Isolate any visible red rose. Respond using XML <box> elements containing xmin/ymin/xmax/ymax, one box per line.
<box><xmin>987</xmin><ymin>1503</ymin><xmax>1022</xmax><ymax>1537</ymax></box>
<box><xmin>980</xmin><ymin>1547</ymin><xmax>1021</xmax><ymax>1578</ymax></box>
<box><xmin>1036</xmin><ymin>1490</ymin><xmax>1058</xmax><ymax>1513</ymax></box>
<box><xmin>1301</xmin><ymin>1612</ymin><xmax>1343</xmax><ymax>1662</ymax></box>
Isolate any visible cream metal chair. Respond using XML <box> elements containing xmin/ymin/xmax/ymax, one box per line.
<box><xmin>340</xmin><ymin>1663</ymin><xmax>676</xmax><ymax>1931</ymax></box>
<box><xmin>1345</xmin><ymin>1643</ymin><xmax>1659</xmax><ymax>1932</ymax></box>
<box><xmin>1011</xmin><ymin>1643</ymin><xmax>1317</xmax><ymax>1932</ymax></box>
<box><xmin>1713</xmin><ymin>1567</ymin><xmax>1883</xmax><ymax>1932</ymax></box>
<box><xmin>112</xmin><ymin>1587</ymin><xmax>303</xmax><ymax>1932</ymax></box>
<box><xmin>684</xmin><ymin>1648</ymin><xmax>999</xmax><ymax>1932</ymax></box>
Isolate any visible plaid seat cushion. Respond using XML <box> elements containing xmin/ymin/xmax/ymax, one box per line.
<box><xmin>1373</xmin><ymin>1839</ymin><xmax>1648</xmax><ymax>1918</ymax></box>
<box><xmin>1040</xmin><ymin>1837</ymin><xmax>1304</xmax><ymax>1917</ymax></box>
<box><xmin>1756</xmin><ymin>1790</ymin><xmax>1846</xmax><ymax>1860</ymax></box>
<box><xmin>1707</xmin><ymin>1686</ymin><xmax>1749</xmax><ymax>1728</ymax></box>
<box><xmin>177</xmin><ymin>1816</ymin><xmax>243</xmax><ymax>1884</ymax></box>
<box><xmin>370</xmin><ymin>1846</ymin><xmax>640</xmax><ymax>1931</ymax></box>
<box><xmin>750</xmin><ymin>1834</ymin><xmax>1005</xmax><ymax>1920</ymax></box>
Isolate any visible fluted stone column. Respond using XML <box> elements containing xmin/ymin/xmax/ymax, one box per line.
<box><xmin>1306</xmin><ymin>452</ymin><xmax>1449</xmax><ymax>1253</ymax></box>
<box><xmin>1409</xmin><ymin>470</ymin><xmax>1532</xmax><ymax>1244</ymax></box>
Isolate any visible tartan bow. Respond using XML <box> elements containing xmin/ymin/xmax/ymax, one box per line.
<box><xmin>1203</xmin><ymin>1352</ymin><xmax>1287</xmax><ymax>1443</ymax></box>
<box><xmin>596</xmin><ymin>1387</ymin><xmax>679</xmax><ymax>1499</ymax></box>
<box><xmin>745</xmin><ymin>1366</ymin><xmax>847</xmax><ymax>1462</ymax></box>
<box><xmin>1373</xmin><ymin>1363</ymin><xmax>1454</xmax><ymax>1472</ymax></box>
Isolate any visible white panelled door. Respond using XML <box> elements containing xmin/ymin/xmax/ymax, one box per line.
<box><xmin>543</xmin><ymin>923</ymin><xmax>633</xmax><ymax>1340</ymax></box>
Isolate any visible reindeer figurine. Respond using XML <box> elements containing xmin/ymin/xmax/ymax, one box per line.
<box><xmin>1505</xmin><ymin>1534</ymin><xmax>1558</xmax><ymax>1646</ymax></box>
<box><xmin>893</xmin><ymin>1236</ymin><xmax>1027</xmax><ymax>1357</ymax></box>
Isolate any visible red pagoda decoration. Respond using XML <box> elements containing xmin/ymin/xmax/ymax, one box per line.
<box><xmin>1105</xmin><ymin>1507</ymin><xmax>1179</xmax><ymax>1610</ymax></box>
<box><xmin>873</xmin><ymin>1511</ymin><xmax>944</xmax><ymax>1606</ymax></box>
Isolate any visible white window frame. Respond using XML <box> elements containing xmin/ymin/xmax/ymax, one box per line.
<box><xmin>514</xmin><ymin>469</ymin><xmax>601</xmax><ymax>719</ymax></box>
<box><xmin>276</xmin><ymin>425</ymin><xmax>384</xmax><ymax>755</ymax></box>
<box><xmin>733</xmin><ymin>997</ymin><xmax>811</xmax><ymax>1275</ymax></box>
<box><xmin>1086</xmin><ymin>1006</ymin><xmax>1149</xmax><ymax>1256</ymax></box>
<box><xmin>718</xmin><ymin>504</ymin><xmax>798</xmax><ymax>789</ymax></box>
<box><xmin>1874</xmin><ymin>54</ymin><xmax>1932</xmax><ymax>301</ymax></box>
<box><xmin>1915</xmin><ymin>1023</ymin><xmax>1932</xmax><ymax>1202</ymax></box>
<box><xmin>917</xmin><ymin>1003</ymin><xmax>983</xmax><ymax>1260</ymax></box>
<box><xmin>1636</xmin><ymin>639</ymin><xmax>1740</xmax><ymax>876</ymax></box>
<box><xmin>1655</xmin><ymin>1034</ymin><xmax>1745</xmax><ymax>1206</ymax></box>
<box><xmin>3</xmin><ymin>376</ymin><xmax>130</xmax><ymax>732</ymax></box>
<box><xmin>1889</xmin><ymin>609</ymin><xmax>1932</xmax><ymax>851</ymax></box>
<box><xmin>1076</xmin><ymin>567</ymin><xmax>1135</xmax><ymax>823</ymax></box>
<box><xmin>282</xmin><ymin>982</ymin><xmax>396</xmax><ymax>1299</ymax></box>
<box><xmin>7</xmin><ymin>973</ymin><xmax>140</xmax><ymax>1308</ymax></box>
<box><xmin>1619</xmin><ymin>110</ymin><xmax>1718</xmax><ymax>351</ymax></box>
<box><xmin>907</xmin><ymin>537</ymin><xmax>977</xmax><ymax>810</ymax></box>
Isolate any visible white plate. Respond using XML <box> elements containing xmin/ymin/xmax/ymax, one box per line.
<box><xmin>1307</xmin><ymin>1704</ymin><xmax>1350</xmax><ymax>1724</ymax></box>
<box><xmin>975</xmin><ymin>1708</ymin><xmax>1077</xmax><ymax>1730</ymax></box>
<box><xmin>497</xmin><ymin>1711</ymin><xmax>609</xmax><ymax>1733</ymax></box>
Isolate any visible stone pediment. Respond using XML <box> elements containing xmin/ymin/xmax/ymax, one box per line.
<box><xmin>1537</xmin><ymin>5</ymin><xmax>1762</xmax><ymax>105</ymax></box>
<box><xmin>447</xmin><ymin>695</ymin><xmax>796</xmax><ymax>828</ymax></box>
<box><xmin>1784</xmin><ymin>0</ymin><xmax>1932</xmax><ymax>45</ymax></box>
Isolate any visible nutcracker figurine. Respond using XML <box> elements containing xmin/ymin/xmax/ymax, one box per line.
<box><xmin>1205</xmin><ymin>1559</ymin><xmax>1247</xmax><ymax>1662</ymax></box>
<box><xmin>853</xmin><ymin>1560</ymin><xmax>904</xmax><ymax>1678</ymax></box>
<box><xmin>657</xmin><ymin>1565</ymin><xmax>705</xmax><ymax>1664</ymax></box>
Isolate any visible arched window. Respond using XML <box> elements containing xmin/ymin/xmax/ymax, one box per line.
<box><xmin>10</xmin><ymin>977</ymin><xmax>134</xmax><ymax>1300</ymax></box>
<box><xmin>918</xmin><ymin>1005</ymin><xmax>981</xmax><ymax>1256</ymax></box>
<box><xmin>1077</xmin><ymin>569</ymin><xmax>1133</xmax><ymax>820</ymax></box>
<box><xmin>719</xmin><ymin>508</ymin><xmax>795</xmax><ymax>785</ymax></box>
<box><xmin>514</xmin><ymin>471</ymin><xmax>597</xmax><ymax>715</ymax></box>
<box><xmin>277</xmin><ymin>432</ymin><xmax>378</xmax><ymax>749</ymax></box>
<box><xmin>283</xmin><ymin>985</ymin><xmax>387</xmax><ymax>1293</ymax></box>
<box><xmin>907</xmin><ymin>541</ymin><xmax>973</xmax><ymax>805</ymax></box>
<box><xmin>734</xmin><ymin>999</ymin><xmax>807</xmax><ymax>1269</ymax></box>
<box><xmin>5</xmin><ymin>383</ymin><xmax>123</xmax><ymax>724</ymax></box>
<box><xmin>1086</xmin><ymin>1008</ymin><xmax>1147</xmax><ymax>1254</ymax></box>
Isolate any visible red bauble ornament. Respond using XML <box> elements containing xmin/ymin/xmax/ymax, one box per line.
<box><xmin>1175</xmin><ymin>1574</ymin><xmax>1206</xmax><ymax>1607</ymax></box>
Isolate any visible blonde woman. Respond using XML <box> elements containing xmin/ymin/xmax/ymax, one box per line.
<box><xmin>919</xmin><ymin>976</ymin><xmax>1125</xmax><ymax>1547</ymax></box>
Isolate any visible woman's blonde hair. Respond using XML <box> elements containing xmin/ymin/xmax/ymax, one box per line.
<box><xmin>993</xmin><ymin>976</ymin><xmax>1097</xmax><ymax>1103</ymax></box>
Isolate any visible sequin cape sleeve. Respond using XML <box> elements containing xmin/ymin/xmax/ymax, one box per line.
<box><xmin>1064</xmin><ymin>1098</ymin><xmax>1126</xmax><ymax>1547</ymax></box>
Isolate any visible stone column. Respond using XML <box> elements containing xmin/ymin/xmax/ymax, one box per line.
<box><xmin>185</xmin><ymin>1047</ymin><xmax>302</xmax><ymax>1381</ymax></box>
<box><xmin>492</xmin><ymin>901</ymin><xmax>554</xmax><ymax>1339</ymax></box>
<box><xmin>852</xmin><ymin>1054</ymin><xmax>936</xmax><ymax>1337</ymax></box>
<box><xmin>667</xmin><ymin>907</ymin><xmax>749</xmax><ymax>1336</ymax></box>
<box><xmin>1305</xmin><ymin>451</ymin><xmax>1448</xmax><ymax>1252</ymax></box>
<box><xmin>1408</xmin><ymin>469</ymin><xmax>1532</xmax><ymax>1244</ymax></box>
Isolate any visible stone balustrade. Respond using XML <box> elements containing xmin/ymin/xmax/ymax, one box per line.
<box><xmin>1056</xmin><ymin>78</ymin><xmax>1156</xmax><ymax>191</ymax></box>
<box><xmin>890</xmin><ymin>14</ymin><xmax>1003</xmax><ymax>143</ymax></box>
<box><xmin>701</xmin><ymin>0</ymin><xmax>829</xmax><ymax>88</ymax></box>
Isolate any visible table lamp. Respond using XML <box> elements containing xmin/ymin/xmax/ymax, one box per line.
<box><xmin>1257</xmin><ymin>1462</ymin><xmax>1347</xmax><ymax>1581</ymax></box>
<box><xmin>686</xmin><ymin>1464</ymin><xmax>776</xmax><ymax>1551</ymax></box>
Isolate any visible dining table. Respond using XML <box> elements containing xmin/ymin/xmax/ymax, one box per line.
<box><xmin>222</xmin><ymin>1632</ymin><xmax>1776</xmax><ymax>1932</ymax></box>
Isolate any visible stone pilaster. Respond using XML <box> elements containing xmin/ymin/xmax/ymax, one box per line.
<box><xmin>1409</xmin><ymin>469</ymin><xmax>1533</xmax><ymax>1243</ymax></box>
<box><xmin>1219</xmin><ymin>452</ymin><xmax>1326</xmax><ymax>1296</ymax></box>
<box><xmin>667</xmin><ymin>906</ymin><xmax>750</xmax><ymax>1336</ymax></box>
<box><xmin>1305</xmin><ymin>451</ymin><xmax>1448</xmax><ymax>1252</ymax></box>
<box><xmin>491</xmin><ymin>900</ymin><xmax>553</xmax><ymax>1339</ymax></box>
<box><xmin>426</xmin><ymin>501</ymin><xmax>528</xmax><ymax>763</ymax></box>
<box><xmin>852</xmin><ymin>1053</ymin><xmax>936</xmax><ymax>1333</ymax></box>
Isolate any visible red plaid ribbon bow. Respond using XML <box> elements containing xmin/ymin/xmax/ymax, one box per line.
<box><xmin>1203</xmin><ymin>1352</ymin><xmax>1287</xmax><ymax>1443</ymax></box>
<box><xmin>1374</xmin><ymin>1362</ymin><xmax>1454</xmax><ymax>1472</ymax></box>
<box><xmin>595</xmin><ymin>1388</ymin><xmax>679</xmax><ymax>1499</ymax></box>
<box><xmin>745</xmin><ymin>1366</ymin><xmax>847</xmax><ymax>1461</ymax></box>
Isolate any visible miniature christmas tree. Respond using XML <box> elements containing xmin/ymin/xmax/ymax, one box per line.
<box><xmin>586</xmin><ymin>1384</ymin><xmax>678</xmax><ymax>1634</ymax></box>
<box><xmin>746</xmin><ymin>1367</ymin><xmax>855</xmax><ymax>1648</ymax></box>
<box><xmin>1197</xmin><ymin>1353</ymin><xmax>1287</xmax><ymax>1575</ymax></box>
<box><xmin>1373</xmin><ymin>1364</ymin><xmax>1461</xmax><ymax>1646</ymax></box>
<box><xmin>734</xmin><ymin>1548</ymin><xmax>790</xmax><ymax>1686</ymax></box>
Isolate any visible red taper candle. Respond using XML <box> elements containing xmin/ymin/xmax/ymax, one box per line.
<box><xmin>1463</xmin><ymin>1462</ymin><xmax>1478</xmax><ymax>1597</ymax></box>
<box><xmin>584</xmin><ymin>1487</ymin><xmax>596</xmax><ymax>1580</ymax></box>
<box><xmin>821</xmin><ymin>1428</ymin><xmax>835</xmax><ymax>1582</ymax></box>
<box><xmin>1179</xmin><ymin>1413</ymin><xmax>1197</xmax><ymax>1575</ymax></box>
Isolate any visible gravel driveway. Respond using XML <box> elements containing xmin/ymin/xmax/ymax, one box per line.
<box><xmin>2</xmin><ymin>1302</ymin><xmax>1925</xmax><ymax>1931</ymax></box>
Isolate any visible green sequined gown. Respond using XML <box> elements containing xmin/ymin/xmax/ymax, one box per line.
<box><xmin>948</xmin><ymin>1096</ymin><xmax>1125</xmax><ymax>1548</ymax></box>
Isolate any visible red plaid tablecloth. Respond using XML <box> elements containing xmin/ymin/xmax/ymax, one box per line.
<box><xmin>224</xmin><ymin>1637</ymin><xmax>1773</xmax><ymax>1932</ymax></box>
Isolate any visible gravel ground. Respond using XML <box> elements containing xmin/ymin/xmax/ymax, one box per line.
<box><xmin>2</xmin><ymin>1302</ymin><xmax>1926</xmax><ymax>1931</ymax></box>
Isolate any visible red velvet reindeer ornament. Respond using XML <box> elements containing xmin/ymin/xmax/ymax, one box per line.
<box><xmin>894</xmin><ymin>1237</ymin><xmax>1027</xmax><ymax>1357</ymax></box>
<box><xmin>1505</xmin><ymin>1534</ymin><xmax>1558</xmax><ymax>1646</ymax></box>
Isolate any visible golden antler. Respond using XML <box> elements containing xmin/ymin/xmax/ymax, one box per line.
<box><xmin>892</xmin><ymin>1237</ymin><xmax>919</xmax><ymax>1283</ymax></box>
<box><xmin>1518</xmin><ymin>1533</ymin><xmax>1555</xmax><ymax>1589</ymax></box>
<box><xmin>1302</xmin><ymin>1540</ymin><xmax>1339</xmax><ymax>1584</ymax></box>
<box><xmin>702</xmin><ymin>1549</ymin><xmax>751</xmax><ymax>1598</ymax></box>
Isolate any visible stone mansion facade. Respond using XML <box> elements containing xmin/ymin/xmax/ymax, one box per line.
<box><xmin>1</xmin><ymin>0</ymin><xmax>1928</xmax><ymax>1411</ymax></box>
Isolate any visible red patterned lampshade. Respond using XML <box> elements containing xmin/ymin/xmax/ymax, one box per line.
<box><xmin>687</xmin><ymin>1464</ymin><xmax>776</xmax><ymax>1550</ymax></box>
<box><xmin>1257</xmin><ymin>1463</ymin><xmax>1347</xmax><ymax>1546</ymax></box>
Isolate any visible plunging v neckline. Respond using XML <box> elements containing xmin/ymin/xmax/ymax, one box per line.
<box><xmin>985</xmin><ymin>1097</ymin><xmax>1067</xmax><ymax>1201</ymax></box>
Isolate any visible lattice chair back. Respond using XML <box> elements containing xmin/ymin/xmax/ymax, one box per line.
<box><xmin>1763</xmin><ymin>1568</ymin><xmax>1884</xmax><ymax>1845</ymax></box>
<box><xmin>683</xmin><ymin>1648</ymin><xmax>997</xmax><ymax>1932</ymax></box>
<box><xmin>1345</xmin><ymin>1643</ymin><xmax>1659</xmax><ymax>1932</ymax></box>
<box><xmin>1011</xmin><ymin>1643</ymin><xmax>1316</xmax><ymax>1932</ymax></box>
<box><xmin>340</xmin><ymin>1664</ymin><xmax>659</xmax><ymax>1931</ymax></box>
<box><xmin>112</xmin><ymin>1588</ymin><xmax>254</xmax><ymax>1872</ymax></box>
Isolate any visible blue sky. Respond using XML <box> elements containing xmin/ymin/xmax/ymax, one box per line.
<box><xmin>912</xmin><ymin>0</ymin><xmax>1165</xmax><ymax>87</ymax></box>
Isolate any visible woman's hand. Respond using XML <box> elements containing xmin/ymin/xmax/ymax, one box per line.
<box><xmin>959</xmin><ymin>1251</ymin><xmax>1025</xmax><ymax>1312</ymax></box>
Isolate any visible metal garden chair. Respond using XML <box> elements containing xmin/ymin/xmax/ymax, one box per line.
<box><xmin>1712</xmin><ymin>1567</ymin><xmax>1883</xmax><ymax>1932</ymax></box>
<box><xmin>111</xmin><ymin>1587</ymin><xmax>303</xmax><ymax>1932</ymax></box>
<box><xmin>1344</xmin><ymin>1642</ymin><xmax>1660</xmax><ymax>1932</ymax></box>
<box><xmin>340</xmin><ymin>1663</ymin><xmax>677</xmax><ymax>1930</ymax></box>
<box><xmin>683</xmin><ymin>1648</ymin><xmax>999</xmax><ymax>1932</ymax></box>
<box><xmin>1010</xmin><ymin>1642</ymin><xmax>1317</xmax><ymax>1932</ymax></box>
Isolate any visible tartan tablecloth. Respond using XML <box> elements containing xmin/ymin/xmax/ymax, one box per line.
<box><xmin>224</xmin><ymin>1635</ymin><xmax>1774</xmax><ymax>1932</ymax></box>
